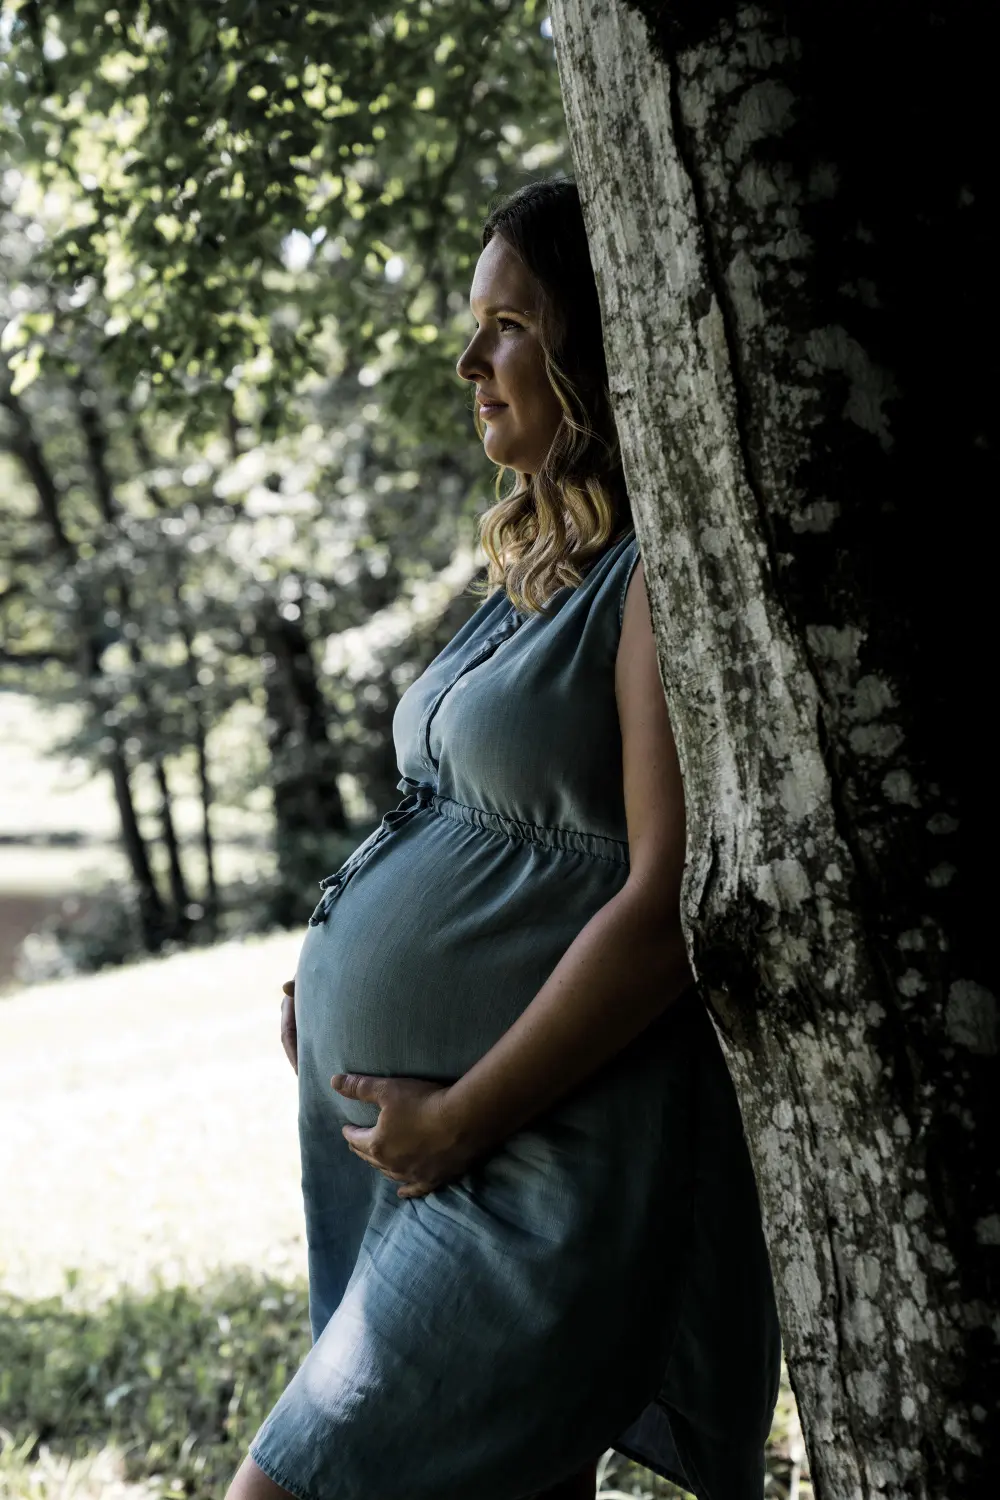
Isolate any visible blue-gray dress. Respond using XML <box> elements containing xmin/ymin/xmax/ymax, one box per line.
<box><xmin>250</xmin><ymin>528</ymin><xmax>781</xmax><ymax>1500</ymax></box>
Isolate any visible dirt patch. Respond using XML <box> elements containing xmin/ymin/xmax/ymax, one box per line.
<box><xmin>0</xmin><ymin>892</ymin><xmax>67</xmax><ymax>990</ymax></box>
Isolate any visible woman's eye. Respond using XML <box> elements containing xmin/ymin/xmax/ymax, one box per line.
<box><xmin>497</xmin><ymin>317</ymin><xmax>521</xmax><ymax>332</ymax></box>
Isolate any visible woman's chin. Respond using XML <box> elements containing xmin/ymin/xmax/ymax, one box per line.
<box><xmin>483</xmin><ymin>435</ymin><xmax>517</xmax><ymax>467</ymax></box>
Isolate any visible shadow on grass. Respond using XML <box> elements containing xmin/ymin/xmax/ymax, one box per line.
<box><xmin>0</xmin><ymin>1270</ymin><xmax>805</xmax><ymax>1499</ymax></box>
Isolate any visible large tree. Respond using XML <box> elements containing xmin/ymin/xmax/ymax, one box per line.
<box><xmin>550</xmin><ymin>2</ymin><xmax>995</xmax><ymax>1495</ymax></box>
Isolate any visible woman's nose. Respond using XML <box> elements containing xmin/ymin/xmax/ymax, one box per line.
<box><xmin>456</xmin><ymin>338</ymin><xmax>487</xmax><ymax>384</ymax></box>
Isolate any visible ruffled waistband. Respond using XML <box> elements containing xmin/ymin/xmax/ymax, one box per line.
<box><xmin>308</xmin><ymin>774</ymin><xmax>629</xmax><ymax>926</ymax></box>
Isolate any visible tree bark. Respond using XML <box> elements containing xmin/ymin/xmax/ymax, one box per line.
<box><xmin>127</xmin><ymin>415</ymin><xmax>221</xmax><ymax>926</ymax></box>
<box><xmin>192</xmin><ymin>701</ymin><xmax>220</xmax><ymax>926</ymax></box>
<box><xmin>257</xmin><ymin>600</ymin><xmax>349</xmax><ymax>924</ymax></box>
<box><xmin>101</xmin><ymin>719</ymin><xmax>168</xmax><ymax>950</ymax></box>
<box><xmin>550</xmin><ymin>2</ymin><xmax>995</xmax><ymax>1496</ymax></box>
<box><xmin>0</xmin><ymin>368</ymin><xmax>75</xmax><ymax>563</ymax></box>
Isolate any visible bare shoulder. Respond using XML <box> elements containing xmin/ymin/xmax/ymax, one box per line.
<box><xmin>614</xmin><ymin>559</ymin><xmax>687</xmax><ymax>912</ymax></box>
<box><xmin>615</xmin><ymin>558</ymin><xmax>657</xmax><ymax>706</ymax></box>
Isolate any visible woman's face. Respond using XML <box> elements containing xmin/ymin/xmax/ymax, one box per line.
<box><xmin>455</xmin><ymin>235</ymin><xmax>564</xmax><ymax>476</ymax></box>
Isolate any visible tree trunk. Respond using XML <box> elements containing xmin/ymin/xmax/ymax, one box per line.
<box><xmin>258</xmin><ymin>601</ymin><xmax>349</xmax><ymax>924</ymax></box>
<box><xmin>550</xmin><ymin>2</ymin><xmax>995</xmax><ymax>1496</ymax></box>
<box><xmin>122</xmin><ymin>632</ymin><xmax>193</xmax><ymax>934</ymax></box>
<box><xmin>149</xmin><ymin>750</ymin><xmax>192</xmax><ymax>930</ymax></box>
<box><xmin>126</xmin><ymin>414</ymin><xmax>221</xmax><ymax>927</ymax></box>
<box><xmin>103</xmin><ymin>728</ymin><xmax>168</xmax><ymax>951</ymax></box>
<box><xmin>77</xmin><ymin>633</ymin><xmax>167</xmax><ymax>951</ymax></box>
<box><xmin>179</xmin><ymin>621</ymin><xmax>220</xmax><ymax>930</ymax></box>
<box><xmin>193</xmin><ymin>717</ymin><xmax>220</xmax><ymax>925</ymax></box>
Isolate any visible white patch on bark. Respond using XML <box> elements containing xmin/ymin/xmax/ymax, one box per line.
<box><xmin>699</xmin><ymin>523</ymin><xmax>730</xmax><ymax>556</ymax></box>
<box><xmin>726</xmin><ymin>78</ymin><xmax>797</xmax><ymax>156</ymax></box>
<box><xmin>945</xmin><ymin>980</ymin><xmax>998</xmax><ymax>1055</ymax></box>
<box><xmin>848</xmin><ymin>723</ymin><xmax>905</xmax><ymax>757</ymax></box>
<box><xmin>803</xmin><ymin>326</ymin><xmax>900</xmax><ymax>451</ymax></box>
<box><xmin>850</xmin><ymin>675</ymin><xmax>897</xmax><ymax>721</ymax></box>
<box><xmin>882</xmin><ymin>769</ymin><xmax>920</xmax><ymax>806</ymax></box>
<box><xmin>756</xmin><ymin>856</ymin><xmax>811</xmax><ymax>909</ymax></box>
<box><xmin>790</xmin><ymin>499</ymin><xmax>841</xmax><ymax>532</ymax></box>
<box><xmin>849</xmin><ymin>1369</ymin><xmax>885</xmax><ymax>1417</ymax></box>
<box><xmin>975</xmin><ymin>1215</ymin><xmax>1000</xmax><ymax>1245</ymax></box>
<box><xmin>806</xmin><ymin>622</ymin><xmax>865</xmax><ymax>670</ymax></box>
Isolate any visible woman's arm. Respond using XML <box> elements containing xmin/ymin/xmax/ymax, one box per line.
<box><xmin>439</xmin><ymin>558</ymin><xmax>692</xmax><ymax>1150</ymax></box>
<box><xmin>336</xmin><ymin>560</ymin><xmax>694</xmax><ymax>1192</ymax></box>
<box><xmin>441</xmin><ymin>878</ymin><xmax>692</xmax><ymax>1158</ymax></box>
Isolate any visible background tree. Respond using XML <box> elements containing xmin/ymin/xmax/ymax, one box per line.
<box><xmin>1</xmin><ymin>0</ymin><xmax>568</xmax><ymax>945</ymax></box>
<box><xmin>550</xmin><ymin>1</ymin><xmax>995</xmax><ymax>1495</ymax></box>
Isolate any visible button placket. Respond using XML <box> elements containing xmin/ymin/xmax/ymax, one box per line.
<box><xmin>308</xmin><ymin>606</ymin><xmax>522</xmax><ymax>927</ymax></box>
<box><xmin>419</xmin><ymin>610</ymin><xmax>522</xmax><ymax>774</ymax></box>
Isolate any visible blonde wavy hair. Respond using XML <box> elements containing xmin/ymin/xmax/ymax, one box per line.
<box><xmin>465</xmin><ymin>178</ymin><xmax>632</xmax><ymax>616</ymax></box>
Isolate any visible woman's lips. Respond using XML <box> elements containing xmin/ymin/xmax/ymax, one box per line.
<box><xmin>479</xmin><ymin>403</ymin><xmax>507</xmax><ymax>416</ymax></box>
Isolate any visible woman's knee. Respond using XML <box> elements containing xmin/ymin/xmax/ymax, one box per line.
<box><xmin>225</xmin><ymin>1451</ymin><xmax>596</xmax><ymax>1500</ymax></box>
<box><xmin>225</xmin><ymin>1454</ymin><xmax>299</xmax><ymax>1500</ymax></box>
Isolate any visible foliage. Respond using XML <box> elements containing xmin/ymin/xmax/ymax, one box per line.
<box><xmin>1</xmin><ymin>0</ymin><xmax>565</xmax><ymax>444</ymax></box>
<box><xmin>0</xmin><ymin>2</ymin><xmax>570</xmax><ymax>962</ymax></box>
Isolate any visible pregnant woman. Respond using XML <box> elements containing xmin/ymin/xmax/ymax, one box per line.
<box><xmin>227</xmin><ymin>177</ymin><xmax>780</xmax><ymax>1500</ymax></box>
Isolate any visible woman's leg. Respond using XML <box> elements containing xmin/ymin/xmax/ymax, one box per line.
<box><xmin>226</xmin><ymin>1453</ymin><xmax>597</xmax><ymax>1500</ymax></box>
<box><xmin>225</xmin><ymin>1454</ymin><xmax>298</xmax><ymax>1500</ymax></box>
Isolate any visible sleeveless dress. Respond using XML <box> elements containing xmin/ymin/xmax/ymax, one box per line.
<box><xmin>249</xmin><ymin>529</ymin><xmax>781</xmax><ymax>1500</ymax></box>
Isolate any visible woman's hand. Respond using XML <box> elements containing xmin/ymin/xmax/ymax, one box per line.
<box><xmin>280</xmin><ymin>979</ymin><xmax>297</xmax><ymax>1075</ymax></box>
<box><xmin>332</xmin><ymin>1074</ymin><xmax>476</xmax><ymax>1200</ymax></box>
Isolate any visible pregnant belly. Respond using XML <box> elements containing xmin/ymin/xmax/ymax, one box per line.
<box><xmin>293</xmin><ymin>807</ymin><xmax>624</xmax><ymax>1126</ymax></box>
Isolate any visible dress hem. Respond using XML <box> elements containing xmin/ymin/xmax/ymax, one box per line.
<box><xmin>612</xmin><ymin>1437</ymin><xmax>693</xmax><ymax>1494</ymax></box>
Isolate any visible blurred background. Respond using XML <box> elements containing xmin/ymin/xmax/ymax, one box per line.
<box><xmin>0</xmin><ymin>4</ymin><xmax>806</xmax><ymax>1495</ymax></box>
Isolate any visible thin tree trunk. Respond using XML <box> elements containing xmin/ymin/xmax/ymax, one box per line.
<box><xmin>103</xmin><ymin>729</ymin><xmax>167</xmax><ymax>950</ymax></box>
<box><xmin>551</xmin><ymin>2</ymin><xmax>994</xmax><ymax>1496</ymax></box>
<box><xmin>150</xmin><ymin>748</ymin><xmax>192</xmax><ymax>928</ymax></box>
<box><xmin>122</xmin><ymin>631</ymin><xmax>193</xmax><ymax>931</ymax></box>
<box><xmin>0</xmin><ymin>366</ymin><xmax>74</xmax><ymax>563</ymax></box>
<box><xmin>192</xmin><ymin>707</ymin><xmax>220</xmax><ymax>925</ymax></box>
<box><xmin>126</xmin><ymin>415</ymin><xmax>221</xmax><ymax>924</ymax></box>
<box><xmin>258</xmin><ymin>599</ymin><xmax>348</xmax><ymax>924</ymax></box>
<box><xmin>175</xmin><ymin>614</ymin><xmax>221</xmax><ymax>927</ymax></box>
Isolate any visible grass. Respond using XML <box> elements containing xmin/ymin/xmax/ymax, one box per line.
<box><xmin>0</xmin><ymin>1272</ymin><xmax>309</xmax><ymax>1500</ymax></box>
